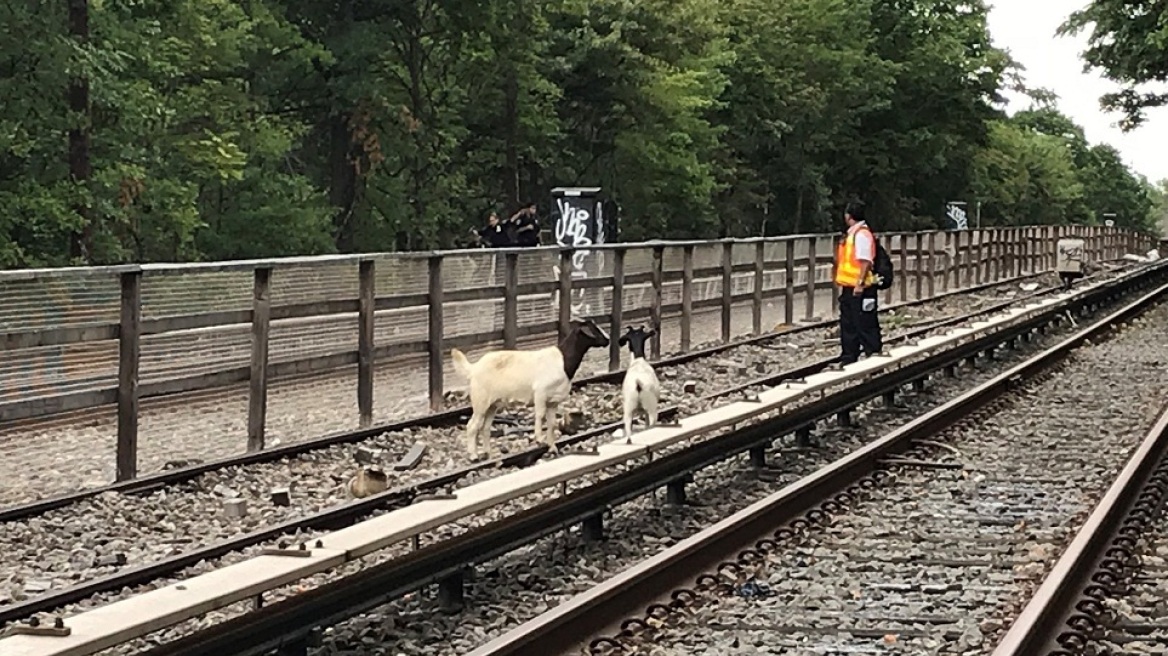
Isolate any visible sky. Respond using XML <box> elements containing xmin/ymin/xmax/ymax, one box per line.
<box><xmin>986</xmin><ymin>0</ymin><xmax>1168</xmax><ymax>184</ymax></box>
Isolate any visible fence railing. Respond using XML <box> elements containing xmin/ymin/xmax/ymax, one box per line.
<box><xmin>0</xmin><ymin>224</ymin><xmax>1152</xmax><ymax>481</ymax></box>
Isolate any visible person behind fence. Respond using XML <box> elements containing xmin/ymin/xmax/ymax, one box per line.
<box><xmin>835</xmin><ymin>201</ymin><xmax>883</xmax><ymax>364</ymax></box>
<box><xmin>476</xmin><ymin>211</ymin><xmax>511</xmax><ymax>248</ymax></box>
<box><xmin>507</xmin><ymin>202</ymin><xmax>541</xmax><ymax>247</ymax></box>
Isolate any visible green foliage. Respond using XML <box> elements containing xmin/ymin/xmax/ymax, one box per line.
<box><xmin>969</xmin><ymin>105</ymin><xmax>1156</xmax><ymax>231</ymax></box>
<box><xmin>968</xmin><ymin>118</ymin><xmax>1088</xmax><ymax>226</ymax></box>
<box><xmin>1060</xmin><ymin>0</ymin><xmax>1168</xmax><ymax>129</ymax></box>
<box><xmin>0</xmin><ymin>0</ymin><xmax>1158</xmax><ymax>267</ymax></box>
<box><xmin>1148</xmin><ymin>179</ymin><xmax>1168</xmax><ymax>237</ymax></box>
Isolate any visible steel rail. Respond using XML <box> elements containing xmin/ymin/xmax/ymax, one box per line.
<box><xmin>991</xmin><ymin>399</ymin><xmax>1168</xmax><ymax>655</ymax></box>
<box><xmin>0</xmin><ymin>273</ymin><xmax>1101</xmax><ymax>628</ymax></box>
<box><xmin>461</xmin><ymin>278</ymin><xmax>1168</xmax><ymax>656</ymax></box>
<box><xmin>129</xmin><ymin>269</ymin><xmax>1166</xmax><ymax>656</ymax></box>
<box><xmin>0</xmin><ymin>270</ymin><xmax>1061</xmax><ymax>524</ymax></box>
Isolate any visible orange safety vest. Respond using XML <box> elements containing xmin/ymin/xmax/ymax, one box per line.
<box><xmin>835</xmin><ymin>227</ymin><xmax>877</xmax><ymax>288</ymax></box>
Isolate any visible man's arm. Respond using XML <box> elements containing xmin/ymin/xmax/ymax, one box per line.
<box><xmin>853</xmin><ymin>230</ymin><xmax>875</xmax><ymax>294</ymax></box>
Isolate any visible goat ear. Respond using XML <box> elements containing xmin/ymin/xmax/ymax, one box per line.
<box><xmin>646</xmin><ymin>329</ymin><xmax>657</xmax><ymax>339</ymax></box>
<box><xmin>618</xmin><ymin>334</ymin><xmax>628</xmax><ymax>346</ymax></box>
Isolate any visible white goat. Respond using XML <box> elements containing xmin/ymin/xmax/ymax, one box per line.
<box><xmin>450</xmin><ymin>318</ymin><xmax>610</xmax><ymax>460</ymax></box>
<box><xmin>620</xmin><ymin>326</ymin><xmax>661</xmax><ymax>440</ymax></box>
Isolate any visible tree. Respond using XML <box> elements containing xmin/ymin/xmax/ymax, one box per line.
<box><xmin>1011</xmin><ymin>106</ymin><xmax>1154</xmax><ymax>230</ymax></box>
<box><xmin>0</xmin><ymin>0</ymin><xmax>1156</xmax><ymax>266</ymax></box>
<box><xmin>968</xmin><ymin>118</ymin><xmax>1087</xmax><ymax>226</ymax></box>
<box><xmin>1059</xmin><ymin>1</ymin><xmax>1168</xmax><ymax>129</ymax></box>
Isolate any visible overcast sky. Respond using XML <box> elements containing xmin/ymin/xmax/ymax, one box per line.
<box><xmin>987</xmin><ymin>0</ymin><xmax>1168</xmax><ymax>184</ymax></box>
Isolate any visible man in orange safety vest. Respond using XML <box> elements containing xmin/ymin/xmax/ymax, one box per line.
<box><xmin>835</xmin><ymin>201</ymin><xmax>883</xmax><ymax>364</ymax></box>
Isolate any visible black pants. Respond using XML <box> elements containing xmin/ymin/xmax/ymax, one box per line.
<box><xmin>839</xmin><ymin>287</ymin><xmax>882</xmax><ymax>364</ymax></box>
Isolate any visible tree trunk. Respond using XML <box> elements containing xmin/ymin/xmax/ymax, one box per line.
<box><xmin>328</xmin><ymin>113</ymin><xmax>357</xmax><ymax>251</ymax></box>
<box><xmin>68</xmin><ymin>0</ymin><xmax>91</xmax><ymax>262</ymax></box>
<box><xmin>503</xmin><ymin>69</ymin><xmax>521</xmax><ymax>207</ymax></box>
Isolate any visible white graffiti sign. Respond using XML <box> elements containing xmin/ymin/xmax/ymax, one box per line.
<box><xmin>552</xmin><ymin>193</ymin><xmax>604</xmax><ymax>318</ymax></box>
<box><xmin>946</xmin><ymin>203</ymin><xmax>969</xmax><ymax>230</ymax></box>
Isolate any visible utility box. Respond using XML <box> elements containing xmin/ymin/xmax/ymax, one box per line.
<box><xmin>1056</xmin><ymin>238</ymin><xmax>1086</xmax><ymax>275</ymax></box>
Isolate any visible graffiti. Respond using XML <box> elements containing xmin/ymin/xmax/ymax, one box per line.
<box><xmin>1058</xmin><ymin>242</ymin><xmax>1083</xmax><ymax>261</ymax></box>
<box><xmin>551</xmin><ymin>196</ymin><xmax>604</xmax><ymax>318</ymax></box>
<box><xmin>945</xmin><ymin>203</ymin><xmax>969</xmax><ymax>230</ymax></box>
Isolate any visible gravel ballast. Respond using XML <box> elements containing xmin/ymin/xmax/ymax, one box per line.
<box><xmin>0</xmin><ymin>273</ymin><xmax>1093</xmax><ymax>614</ymax></box>
<box><xmin>276</xmin><ymin>274</ymin><xmax>1168</xmax><ymax>655</ymax></box>
<box><xmin>578</xmin><ymin>297</ymin><xmax>1168</xmax><ymax>655</ymax></box>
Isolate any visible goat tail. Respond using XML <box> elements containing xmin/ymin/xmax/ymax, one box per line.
<box><xmin>450</xmin><ymin>348</ymin><xmax>472</xmax><ymax>379</ymax></box>
<box><xmin>635</xmin><ymin>381</ymin><xmax>643</xmax><ymax>393</ymax></box>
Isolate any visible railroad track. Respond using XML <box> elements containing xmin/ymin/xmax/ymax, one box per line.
<box><xmin>991</xmin><ymin>369</ymin><xmax>1168</xmax><ymax>656</ymax></box>
<box><xmin>458</xmin><ymin>273</ymin><xmax>1168</xmax><ymax>656</ymax></box>
<box><xmin>1</xmin><ymin>260</ymin><xmax>1154</xmax><ymax>656</ymax></box>
<box><xmin>0</xmin><ymin>269</ymin><xmax>1110</xmax><ymax>627</ymax></box>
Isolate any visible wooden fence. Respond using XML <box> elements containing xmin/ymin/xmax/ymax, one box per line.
<box><xmin>0</xmin><ymin>224</ymin><xmax>1153</xmax><ymax>481</ymax></box>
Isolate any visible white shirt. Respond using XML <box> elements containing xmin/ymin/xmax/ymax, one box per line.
<box><xmin>848</xmin><ymin>221</ymin><xmax>874</xmax><ymax>263</ymax></box>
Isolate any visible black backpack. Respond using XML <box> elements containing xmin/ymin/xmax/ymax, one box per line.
<box><xmin>872</xmin><ymin>236</ymin><xmax>894</xmax><ymax>290</ymax></box>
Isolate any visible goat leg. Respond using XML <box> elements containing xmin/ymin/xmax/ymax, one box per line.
<box><xmin>545</xmin><ymin>402</ymin><xmax>560</xmax><ymax>454</ymax></box>
<box><xmin>465</xmin><ymin>411</ymin><xmax>485</xmax><ymax>460</ymax></box>
<box><xmin>481</xmin><ymin>404</ymin><xmax>499</xmax><ymax>463</ymax></box>
<box><xmin>645</xmin><ymin>396</ymin><xmax>659</xmax><ymax>428</ymax></box>
<box><xmin>533</xmin><ymin>392</ymin><xmax>548</xmax><ymax>454</ymax></box>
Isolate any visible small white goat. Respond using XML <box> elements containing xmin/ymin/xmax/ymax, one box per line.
<box><xmin>450</xmin><ymin>318</ymin><xmax>610</xmax><ymax>460</ymax></box>
<box><xmin>620</xmin><ymin>326</ymin><xmax>660</xmax><ymax>440</ymax></box>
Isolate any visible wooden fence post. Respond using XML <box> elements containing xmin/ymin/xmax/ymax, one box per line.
<box><xmin>926</xmin><ymin>231</ymin><xmax>936</xmax><ymax>298</ymax></box>
<box><xmin>805</xmin><ymin>236</ymin><xmax>818</xmax><ymax>321</ymax></box>
<box><xmin>558</xmin><ymin>249</ymin><xmax>573</xmax><ymax>340</ymax></box>
<box><xmin>752</xmin><ymin>241</ymin><xmax>765</xmax><ymax>334</ymax></box>
<box><xmin>783</xmin><ymin>240</ymin><xmax>795</xmax><ymax>325</ymax></box>
<box><xmin>957</xmin><ymin>232</ymin><xmax>967</xmax><ymax>288</ymax></box>
<box><xmin>898</xmin><ymin>235</ymin><xmax>909</xmax><ymax>302</ymax></box>
<box><xmin>913</xmin><ymin>233</ymin><xmax>924</xmax><ymax>300</ymax></box>
<box><xmin>999</xmin><ymin>228</ymin><xmax>1007</xmax><ymax>278</ymax></box>
<box><xmin>116</xmin><ymin>268</ymin><xmax>142</xmax><ymax>481</ymax></box>
<box><xmin>1006</xmin><ymin>228</ymin><xmax>1014</xmax><ymax>277</ymax></box>
<box><xmin>609</xmin><ymin>248</ymin><xmax>625</xmax><ymax>371</ymax></box>
<box><xmin>680</xmin><ymin>245</ymin><xmax>694</xmax><ymax>352</ymax></box>
<box><xmin>831</xmin><ymin>234</ymin><xmax>842</xmax><ymax>318</ymax></box>
<box><xmin>971</xmin><ymin>229</ymin><xmax>981</xmax><ymax>283</ymax></box>
<box><xmin>503</xmin><ymin>253</ymin><xmax>518</xmax><ymax>349</ymax></box>
<box><xmin>941</xmin><ymin>231</ymin><xmax>952</xmax><ymax>292</ymax></box>
<box><xmin>1045</xmin><ymin>226</ymin><xmax>1054</xmax><ymax>269</ymax></box>
<box><xmin>357</xmin><ymin>259</ymin><xmax>375</xmax><ymax>428</ymax></box>
<box><xmin>883</xmin><ymin>235</ymin><xmax>894</xmax><ymax>305</ymax></box>
<box><xmin>247</xmin><ymin>267</ymin><xmax>272</xmax><ymax>452</ymax></box>
<box><xmin>427</xmin><ymin>255</ymin><xmax>444</xmax><ymax>413</ymax></box>
<box><xmin>650</xmin><ymin>245</ymin><xmax>663</xmax><ymax>359</ymax></box>
<box><xmin>721</xmin><ymin>241</ymin><xmax>733</xmax><ymax>342</ymax></box>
